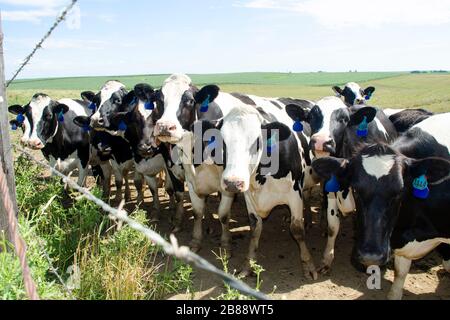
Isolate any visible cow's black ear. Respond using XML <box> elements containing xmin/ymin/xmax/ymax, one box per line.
<box><xmin>52</xmin><ymin>102</ymin><xmax>70</xmax><ymax>115</ymax></box>
<box><xmin>122</xmin><ymin>91</ymin><xmax>138</xmax><ymax>111</ymax></box>
<box><xmin>348</xmin><ymin>107</ymin><xmax>378</xmax><ymax>126</ymax></box>
<box><xmin>134</xmin><ymin>83</ymin><xmax>155</xmax><ymax>101</ymax></box>
<box><xmin>73</xmin><ymin>116</ymin><xmax>90</xmax><ymax>128</ymax></box>
<box><xmin>195</xmin><ymin>85</ymin><xmax>220</xmax><ymax>105</ymax></box>
<box><xmin>81</xmin><ymin>91</ymin><xmax>96</xmax><ymax>103</ymax></box>
<box><xmin>286</xmin><ymin>103</ymin><xmax>311</xmax><ymax>122</ymax></box>
<box><xmin>110</xmin><ymin>112</ymin><xmax>130</xmax><ymax>127</ymax></box>
<box><xmin>407</xmin><ymin>157</ymin><xmax>450</xmax><ymax>184</ymax></box>
<box><xmin>364</xmin><ymin>87</ymin><xmax>376</xmax><ymax>97</ymax></box>
<box><xmin>333</xmin><ymin>86</ymin><xmax>344</xmax><ymax>96</ymax></box>
<box><xmin>262</xmin><ymin>122</ymin><xmax>292</xmax><ymax>142</ymax></box>
<box><xmin>8</xmin><ymin>105</ymin><xmax>25</xmax><ymax>115</ymax></box>
<box><xmin>312</xmin><ymin>157</ymin><xmax>350</xmax><ymax>181</ymax></box>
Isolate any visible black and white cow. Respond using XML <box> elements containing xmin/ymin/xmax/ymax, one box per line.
<box><xmin>197</xmin><ymin>103</ymin><xmax>318</xmax><ymax>279</ymax></box>
<box><xmin>153</xmin><ymin>74</ymin><xmax>317</xmax><ymax>253</ymax></box>
<box><xmin>333</xmin><ymin>82</ymin><xmax>376</xmax><ymax>107</ymax></box>
<box><xmin>388</xmin><ymin>108</ymin><xmax>434</xmax><ymax>134</ymax></box>
<box><xmin>286</xmin><ymin>100</ymin><xmax>398</xmax><ymax>272</ymax></box>
<box><xmin>9</xmin><ymin>94</ymin><xmax>91</xmax><ymax>186</ymax></box>
<box><xmin>312</xmin><ymin>113</ymin><xmax>450</xmax><ymax>299</ymax></box>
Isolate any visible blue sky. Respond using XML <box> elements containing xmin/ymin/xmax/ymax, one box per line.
<box><xmin>2</xmin><ymin>0</ymin><xmax>450</xmax><ymax>79</ymax></box>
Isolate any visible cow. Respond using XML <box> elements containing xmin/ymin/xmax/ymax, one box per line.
<box><xmin>8</xmin><ymin>93</ymin><xmax>91</xmax><ymax>186</ymax></box>
<box><xmin>196</xmin><ymin>103</ymin><xmax>318</xmax><ymax>279</ymax></box>
<box><xmin>388</xmin><ymin>108</ymin><xmax>434</xmax><ymax>134</ymax></box>
<box><xmin>286</xmin><ymin>100</ymin><xmax>398</xmax><ymax>272</ymax></box>
<box><xmin>86</xmin><ymin>81</ymin><xmax>184</xmax><ymax>223</ymax></box>
<box><xmin>153</xmin><ymin>74</ymin><xmax>317</xmax><ymax>253</ymax></box>
<box><xmin>312</xmin><ymin>113</ymin><xmax>450</xmax><ymax>300</ymax></box>
<box><xmin>333</xmin><ymin>82</ymin><xmax>376</xmax><ymax>107</ymax></box>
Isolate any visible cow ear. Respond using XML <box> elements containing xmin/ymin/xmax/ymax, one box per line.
<box><xmin>134</xmin><ymin>83</ymin><xmax>155</xmax><ymax>101</ymax></box>
<box><xmin>73</xmin><ymin>116</ymin><xmax>90</xmax><ymax>128</ymax></box>
<box><xmin>81</xmin><ymin>91</ymin><xmax>96</xmax><ymax>103</ymax></box>
<box><xmin>195</xmin><ymin>85</ymin><xmax>220</xmax><ymax>105</ymax></box>
<box><xmin>8</xmin><ymin>105</ymin><xmax>25</xmax><ymax>115</ymax></box>
<box><xmin>286</xmin><ymin>103</ymin><xmax>312</xmax><ymax>122</ymax></box>
<box><xmin>407</xmin><ymin>157</ymin><xmax>450</xmax><ymax>184</ymax></box>
<box><xmin>348</xmin><ymin>107</ymin><xmax>378</xmax><ymax>126</ymax></box>
<box><xmin>312</xmin><ymin>157</ymin><xmax>350</xmax><ymax>180</ymax></box>
<box><xmin>52</xmin><ymin>102</ymin><xmax>69</xmax><ymax>115</ymax></box>
<box><xmin>364</xmin><ymin>87</ymin><xmax>376</xmax><ymax>97</ymax></box>
<box><xmin>333</xmin><ymin>86</ymin><xmax>344</xmax><ymax>96</ymax></box>
<box><xmin>110</xmin><ymin>112</ymin><xmax>130</xmax><ymax>127</ymax></box>
<box><xmin>261</xmin><ymin>122</ymin><xmax>292</xmax><ymax>142</ymax></box>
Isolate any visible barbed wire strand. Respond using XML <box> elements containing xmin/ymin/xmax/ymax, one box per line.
<box><xmin>6</xmin><ymin>0</ymin><xmax>78</xmax><ymax>88</ymax></box>
<box><xmin>0</xmin><ymin>158</ymin><xmax>39</xmax><ymax>300</ymax></box>
<box><xmin>15</xmin><ymin>144</ymin><xmax>268</xmax><ymax>300</ymax></box>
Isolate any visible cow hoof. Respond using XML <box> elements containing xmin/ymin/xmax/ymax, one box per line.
<box><xmin>238</xmin><ymin>268</ymin><xmax>255</xmax><ymax>278</ymax></box>
<box><xmin>303</xmin><ymin>262</ymin><xmax>318</xmax><ymax>281</ymax></box>
<box><xmin>387</xmin><ymin>290</ymin><xmax>403</xmax><ymax>301</ymax></box>
<box><xmin>149</xmin><ymin>216</ymin><xmax>160</xmax><ymax>223</ymax></box>
<box><xmin>220</xmin><ymin>246</ymin><xmax>232</xmax><ymax>258</ymax></box>
<box><xmin>317</xmin><ymin>264</ymin><xmax>331</xmax><ymax>275</ymax></box>
<box><xmin>189</xmin><ymin>241</ymin><xmax>202</xmax><ymax>253</ymax></box>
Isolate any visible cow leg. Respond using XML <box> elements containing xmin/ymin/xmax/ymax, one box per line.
<box><xmin>134</xmin><ymin>172</ymin><xmax>145</xmax><ymax>206</ymax></box>
<box><xmin>172</xmin><ymin>191</ymin><xmax>185</xmax><ymax>234</ymax></box>
<box><xmin>320</xmin><ymin>190</ymin><xmax>329</xmax><ymax>238</ymax></box>
<box><xmin>240</xmin><ymin>193</ymin><xmax>263</xmax><ymax>277</ymax></box>
<box><xmin>77</xmin><ymin>161</ymin><xmax>88</xmax><ymax>187</ymax></box>
<box><xmin>318</xmin><ymin>194</ymin><xmax>341</xmax><ymax>274</ymax></box>
<box><xmin>188</xmin><ymin>182</ymin><xmax>206</xmax><ymax>253</ymax></box>
<box><xmin>146</xmin><ymin>176</ymin><xmax>161</xmax><ymax>221</ymax></box>
<box><xmin>303</xmin><ymin>188</ymin><xmax>313</xmax><ymax>231</ymax></box>
<box><xmin>114</xmin><ymin>171</ymin><xmax>124</xmax><ymax>205</ymax></box>
<box><xmin>123</xmin><ymin>170</ymin><xmax>131</xmax><ymax>202</ymax></box>
<box><xmin>289</xmin><ymin>195</ymin><xmax>318</xmax><ymax>281</ymax></box>
<box><xmin>100</xmin><ymin>163</ymin><xmax>112</xmax><ymax>200</ymax></box>
<box><xmin>388</xmin><ymin>255</ymin><xmax>411</xmax><ymax>300</ymax></box>
<box><xmin>218</xmin><ymin>193</ymin><xmax>234</xmax><ymax>253</ymax></box>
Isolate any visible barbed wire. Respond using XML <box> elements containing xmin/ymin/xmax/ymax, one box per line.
<box><xmin>6</xmin><ymin>0</ymin><xmax>78</xmax><ymax>88</ymax></box>
<box><xmin>14</xmin><ymin>144</ymin><xmax>268</xmax><ymax>301</ymax></box>
<box><xmin>0</xmin><ymin>155</ymin><xmax>39</xmax><ymax>300</ymax></box>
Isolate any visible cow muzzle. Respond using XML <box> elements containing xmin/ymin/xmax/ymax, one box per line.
<box><xmin>222</xmin><ymin>177</ymin><xmax>247</xmax><ymax>193</ymax></box>
<box><xmin>310</xmin><ymin>136</ymin><xmax>336</xmax><ymax>157</ymax></box>
<box><xmin>155</xmin><ymin>121</ymin><xmax>180</xmax><ymax>143</ymax></box>
<box><xmin>357</xmin><ymin>250</ymin><xmax>389</xmax><ymax>267</ymax></box>
<box><xmin>28</xmin><ymin>138</ymin><xmax>45</xmax><ymax>150</ymax></box>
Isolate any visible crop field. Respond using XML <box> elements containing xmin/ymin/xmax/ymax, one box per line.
<box><xmin>3</xmin><ymin>72</ymin><xmax>450</xmax><ymax>300</ymax></box>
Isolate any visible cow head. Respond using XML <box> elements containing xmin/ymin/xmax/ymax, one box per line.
<box><xmin>312</xmin><ymin>144</ymin><xmax>450</xmax><ymax>267</ymax></box>
<box><xmin>8</xmin><ymin>94</ymin><xmax>69</xmax><ymax>150</ymax></box>
<box><xmin>196</xmin><ymin>106</ymin><xmax>291</xmax><ymax>193</ymax></box>
<box><xmin>286</xmin><ymin>97</ymin><xmax>348</xmax><ymax>158</ymax></box>
<box><xmin>154</xmin><ymin>74</ymin><xmax>221</xmax><ymax>144</ymax></box>
<box><xmin>89</xmin><ymin>81</ymin><xmax>128</xmax><ymax>130</ymax></box>
<box><xmin>333</xmin><ymin>83</ymin><xmax>376</xmax><ymax>107</ymax></box>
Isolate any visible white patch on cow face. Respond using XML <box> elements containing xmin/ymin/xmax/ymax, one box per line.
<box><xmin>91</xmin><ymin>80</ymin><xmax>125</xmax><ymax>122</ymax></box>
<box><xmin>346</xmin><ymin>82</ymin><xmax>365</xmax><ymax>104</ymax></box>
<box><xmin>156</xmin><ymin>74</ymin><xmax>192</xmax><ymax>143</ymax></box>
<box><xmin>221</xmin><ymin>106</ymin><xmax>264</xmax><ymax>192</ymax></box>
<box><xmin>137</xmin><ymin>99</ymin><xmax>153</xmax><ymax>120</ymax></box>
<box><xmin>414</xmin><ymin>113</ymin><xmax>450</xmax><ymax>152</ymax></box>
<box><xmin>361</xmin><ymin>155</ymin><xmax>395</xmax><ymax>180</ymax></box>
<box><xmin>28</xmin><ymin>94</ymin><xmax>53</xmax><ymax>146</ymax></box>
<box><xmin>395</xmin><ymin>238</ymin><xmax>450</xmax><ymax>260</ymax></box>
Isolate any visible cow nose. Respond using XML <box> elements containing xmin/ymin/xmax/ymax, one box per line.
<box><xmin>155</xmin><ymin>122</ymin><xmax>177</xmax><ymax>137</ymax></box>
<box><xmin>310</xmin><ymin>137</ymin><xmax>335</xmax><ymax>155</ymax></box>
<box><xmin>28</xmin><ymin>139</ymin><xmax>44</xmax><ymax>150</ymax></box>
<box><xmin>223</xmin><ymin>178</ymin><xmax>246</xmax><ymax>193</ymax></box>
<box><xmin>357</xmin><ymin>250</ymin><xmax>386</xmax><ymax>267</ymax></box>
<box><xmin>355</xmin><ymin>99</ymin><xmax>365</xmax><ymax>105</ymax></box>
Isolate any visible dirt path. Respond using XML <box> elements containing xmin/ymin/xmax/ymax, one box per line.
<box><xmin>130</xmin><ymin>184</ymin><xmax>450</xmax><ymax>301</ymax></box>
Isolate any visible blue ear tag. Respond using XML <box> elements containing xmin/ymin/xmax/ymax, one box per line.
<box><xmin>325</xmin><ymin>175</ymin><xmax>340</xmax><ymax>193</ymax></box>
<box><xmin>83</xmin><ymin>124</ymin><xmax>91</xmax><ymax>132</ymax></box>
<box><xmin>365</xmin><ymin>93</ymin><xmax>373</xmax><ymax>101</ymax></box>
<box><xmin>357</xmin><ymin>116</ymin><xmax>369</xmax><ymax>138</ymax></box>
<box><xmin>16</xmin><ymin>113</ymin><xmax>25</xmax><ymax>124</ymax></box>
<box><xmin>293</xmin><ymin>120</ymin><xmax>303</xmax><ymax>132</ymax></box>
<box><xmin>11</xmin><ymin>123</ymin><xmax>18</xmax><ymax>131</ymax></box>
<box><xmin>58</xmin><ymin>111</ymin><xmax>65</xmax><ymax>123</ymax></box>
<box><xmin>145</xmin><ymin>101</ymin><xmax>154</xmax><ymax>110</ymax></box>
<box><xmin>118</xmin><ymin>120</ymin><xmax>127</xmax><ymax>132</ymax></box>
<box><xmin>413</xmin><ymin>175</ymin><xmax>430</xmax><ymax>199</ymax></box>
<box><xmin>200</xmin><ymin>95</ymin><xmax>210</xmax><ymax>113</ymax></box>
<box><xmin>89</xmin><ymin>102</ymin><xmax>96</xmax><ymax>111</ymax></box>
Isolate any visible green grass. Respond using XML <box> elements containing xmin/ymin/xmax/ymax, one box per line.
<box><xmin>0</xmin><ymin>156</ymin><xmax>193</xmax><ymax>300</ymax></box>
<box><xmin>6</xmin><ymin>72</ymin><xmax>450</xmax><ymax>113</ymax></box>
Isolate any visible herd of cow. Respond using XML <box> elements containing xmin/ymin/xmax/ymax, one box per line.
<box><xmin>8</xmin><ymin>74</ymin><xmax>450</xmax><ymax>300</ymax></box>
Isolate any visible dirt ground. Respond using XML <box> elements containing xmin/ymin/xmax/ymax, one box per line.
<box><xmin>118</xmin><ymin>180</ymin><xmax>450</xmax><ymax>301</ymax></box>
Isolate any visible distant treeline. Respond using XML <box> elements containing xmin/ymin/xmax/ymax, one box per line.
<box><xmin>411</xmin><ymin>70</ymin><xmax>449</xmax><ymax>74</ymax></box>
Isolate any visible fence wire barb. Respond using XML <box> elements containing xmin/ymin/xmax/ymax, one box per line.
<box><xmin>15</xmin><ymin>144</ymin><xmax>269</xmax><ymax>301</ymax></box>
<box><xmin>6</xmin><ymin>0</ymin><xmax>78</xmax><ymax>88</ymax></box>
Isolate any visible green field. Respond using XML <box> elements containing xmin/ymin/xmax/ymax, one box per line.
<box><xmin>7</xmin><ymin>72</ymin><xmax>450</xmax><ymax>113</ymax></box>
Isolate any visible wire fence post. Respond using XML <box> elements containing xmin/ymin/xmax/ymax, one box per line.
<box><xmin>0</xmin><ymin>12</ymin><xmax>18</xmax><ymax>246</ymax></box>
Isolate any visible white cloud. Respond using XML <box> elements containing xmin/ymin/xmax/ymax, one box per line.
<box><xmin>1</xmin><ymin>0</ymin><xmax>71</xmax><ymax>23</ymax></box>
<box><xmin>235</xmin><ymin>0</ymin><xmax>450</xmax><ymax>28</ymax></box>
